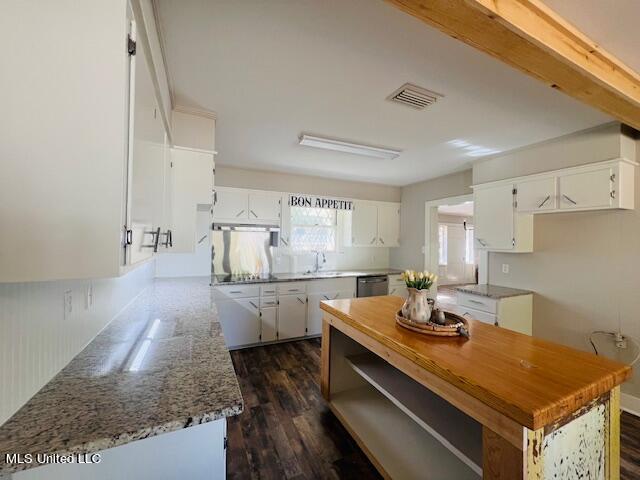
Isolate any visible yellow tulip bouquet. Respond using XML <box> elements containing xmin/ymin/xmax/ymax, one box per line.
<box><xmin>401</xmin><ymin>270</ymin><xmax>437</xmax><ymax>290</ymax></box>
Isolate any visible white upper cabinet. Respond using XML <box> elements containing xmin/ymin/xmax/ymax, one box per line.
<box><xmin>473</xmin><ymin>158</ymin><xmax>635</xmax><ymax>253</ymax></box>
<box><xmin>213</xmin><ymin>187</ymin><xmax>281</xmax><ymax>223</ymax></box>
<box><xmin>558</xmin><ymin>167</ymin><xmax>614</xmax><ymax>210</ymax></box>
<box><xmin>0</xmin><ymin>2</ymin><xmax>177</xmax><ymax>282</ymax></box>
<box><xmin>515</xmin><ymin>177</ymin><xmax>557</xmax><ymax>213</ymax></box>
<box><xmin>170</xmin><ymin>147</ymin><xmax>215</xmax><ymax>253</ymax></box>
<box><xmin>248</xmin><ymin>192</ymin><xmax>281</xmax><ymax>222</ymax></box>
<box><xmin>377</xmin><ymin>203</ymin><xmax>401</xmax><ymax>247</ymax></box>
<box><xmin>352</xmin><ymin>202</ymin><xmax>379</xmax><ymax>246</ymax></box>
<box><xmin>352</xmin><ymin>201</ymin><xmax>400</xmax><ymax>247</ymax></box>
<box><xmin>474</xmin><ymin>185</ymin><xmax>514</xmax><ymax>251</ymax></box>
<box><xmin>474</xmin><ymin>184</ymin><xmax>533</xmax><ymax>252</ymax></box>
<box><xmin>214</xmin><ymin>189</ymin><xmax>248</xmax><ymax>220</ymax></box>
<box><xmin>127</xmin><ymin>32</ymin><xmax>168</xmax><ymax>265</ymax></box>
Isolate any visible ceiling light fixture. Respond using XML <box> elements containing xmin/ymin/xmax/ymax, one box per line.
<box><xmin>299</xmin><ymin>134</ymin><xmax>401</xmax><ymax>160</ymax></box>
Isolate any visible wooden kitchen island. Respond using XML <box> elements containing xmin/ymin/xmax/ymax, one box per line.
<box><xmin>320</xmin><ymin>296</ymin><xmax>631</xmax><ymax>480</ymax></box>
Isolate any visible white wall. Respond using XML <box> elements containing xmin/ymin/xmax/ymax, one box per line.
<box><xmin>390</xmin><ymin>170</ymin><xmax>473</xmax><ymax>270</ymax></box>
<box><xmin>0</xmin><ymin>262</ymin><xmax>155</xmax><ymax>426</ymax></box>
<box><xmin>474</xmin><ymin>123</ymin><xmax>640</xmax><ymax>402</ymax></box>
<box><xmin>216</xmin><ymin>166</ymin><xmax>401</xmax><ymax>202</ymax></box>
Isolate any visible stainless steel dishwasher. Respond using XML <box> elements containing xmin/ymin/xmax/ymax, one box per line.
<box><xmin>356</xmin><ymin>275</ymin><xmax>388</xmax><ymax>297</ymax></box>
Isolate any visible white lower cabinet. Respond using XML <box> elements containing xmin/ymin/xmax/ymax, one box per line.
<box><xmin>307</xmin><ymin>290</ymin><xmax>354</xmax><ymax>335</ymax></box>
<box><xmin>278</xmin><ymin>294</ymin><xmax>308</xmax><ymax>340</ymax></box>
<box><xmin>14</xmin><ymin>419</ymin><xmax>227</xmax><ymax>480</ymax></box>
<box><xmin>215</xmin><ymin>278</ymin><xmax>357</xmax><ymax>348</ymax></box>
<box><xmin>213</xmin><ymin>289</ymin><xmax>261</xmax><ymax>348</ymax></box>
<box><xmin>388</xmin><ymin>274</ymin><xmax>408</xmax><ymax>299</ymax></box>
<box><xmin>260</xmin><ymin>305</ymin><xmax>278</xmax><ymax>342</ymax></box>
<box><xmin>455</xmin><ymin>291</ymin><xmax>532</xmax><ymax>335</ymax></box>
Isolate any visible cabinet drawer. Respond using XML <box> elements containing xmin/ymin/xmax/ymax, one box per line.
<box><xmin>387</xmin><ymin>274</ymin><xmax>405</xmax><ymax>285</ymax></box>
<box><xmin>277</xmin><ymin>283</ymin><xmax>307</xmax><ymax>295</ymax></box>
<box><xmin>215</xmin><ymin>285</ymin><xmax>260</xmax><ymax>299</ymax></box>
<box><xmin>260</xmin><ymin>284</ymin><xmax>277</xmax><ymax>297</ymax></box>
<box><xmin>260</xmin><ymin>296</ymin><xmax>278</xmax><ymax>307</ymax></box>
<box><xmin>458</xmin><ymin>306</ymin><xmax>496</xmax><ymax>325</ymax></box>
<box><xmin>457</xmin><ymin>292</ymin><xmax>497</xmax><ymax>314</ymax></box>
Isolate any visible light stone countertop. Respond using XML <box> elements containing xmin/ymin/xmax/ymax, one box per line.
<box><xmin>0</xmin><ymin>277</ymin><xmax>243</xmax><ymax>475</ymax></box>
<box><xmin>454</xmin><ymin>284</ymin><xmax>533</xmax><ymax>299</ymax></box>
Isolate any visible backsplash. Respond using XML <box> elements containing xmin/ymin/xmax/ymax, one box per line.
<box><xmin>0</xmin><ymin>262</ymin><xmax>154</xmax><ymax>425</ymax></box>
<box><xmin>274</xmin><ymin>246</ymin><xmax>390</xmax><ymax>273</ymax></box>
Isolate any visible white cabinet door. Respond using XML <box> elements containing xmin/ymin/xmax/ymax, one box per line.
<box><xmin>171</xmin><ymin>148</ymin><xmax>214</xmax><ymax>253</ymax></box>
<box><xmin>474</xmin><ymin>185</ymin><xmax>514</xmax><ymax>250</ymax></box>
<box><xmin>127</xmin><ymin>36</ymin><xmax>166</xmax><ymax>265</ymax></box>
<box><xmin>559</xmin><ymin>167</ymin><xmax>613</xmax><ymax>210</ymax></box>
<box><xmin>260</xmin><ymin>306</ymin><xmax>277</xmax><ymax>342</ymax></box>
<box><xmin>377</xmin><ymin>203</ymin><xmax>400</xmax><ymax>247</ymax></box>
<box><xmin>516</xmin><ymin>177</ymin><xmax>556</xmax><ymax>213</ymax></box>
<box><xmin>248</xmin><ymin>192</ymin><xmax>281</xmax><ymax>222</ymax></box>
<box><xmin>217</xmin><ymin>297</ymin><xmax>261</xmax><ymax>348</ymax></box>
<box><xmin>352</xmin><ymin>201</ymin><xmax>378</xmax><ymax>246</ymax></box>
<box><xmin>388</xmin><ymin>284</ymin><xmax>408</xmax><ymax>298</ymax></box>
<box><xmin>214</xmin><ymin>189</ymin><xmax>248</xmax><ymax>220</ymax></box>
<box><xmin>306</xmin><ymin>293</ymin><xmax>327</xmax><ymax>336</ymax></box>
<box><xmin>278</xmin><ymin>294</ymin><xmax>307</xmax><ymax>339</ymax></box>
<box><xmin>279</xmin><ymin>194</ymin><xmax>291</xmax><ymax>250</ymax></box>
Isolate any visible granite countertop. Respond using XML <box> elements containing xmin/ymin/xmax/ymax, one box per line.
<box><xmin>455</xmin><ymin>284</ymin><xmax>533</xmax><ymax>299</ymax></box>
<box><xmin>0</xmin><ymin>277</ymin><xmax>243</xmax><ymax>475</ymax></box>
<box><xmin>212</xmin><ymin>268</ymin><xmax>404</xmax><ymax>285</ymax></box>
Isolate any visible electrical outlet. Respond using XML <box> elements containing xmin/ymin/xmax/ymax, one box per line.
<box><xmin>64</xmin><ymin>290</ymin><xmax>73</xmax><ymax>320</ymax></box>
<box><xmin>502</xmin><ymin>263</ymin><xmax>510</xmax><ymax>274</ymax></box>
<box><xmin>86</xmin><ymin>284</ymin><xmax>94</xmax><ymax>309</ymax></box>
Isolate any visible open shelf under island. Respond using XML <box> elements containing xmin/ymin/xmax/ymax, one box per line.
<box><xmin>320</xmin><ymin>295</ymin><xmax>631</xmax><ymax>480</ymax></box>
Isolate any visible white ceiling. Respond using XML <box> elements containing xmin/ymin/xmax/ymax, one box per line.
<box><xmin>157</xmin><ymin>0</ymin><xmax>611</xmax><ymax>186</ymax></box>
<box><xmin>439</xmin><ymin>202</ymin><xmax>474</xmax><ymax>217</ymax></box>
<box><xmin>541</xmin><ymin>0</ymin><xmax>640</xmax><ymax>74</ymax></box>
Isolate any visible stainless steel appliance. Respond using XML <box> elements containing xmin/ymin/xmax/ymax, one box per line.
<box><xmin>211</xmin><ymin>223</ymin><xmax>279</xmax><ymax>282</ymax></box>
<box><xmin>357</xmin><ymin>275</ymin><xmax>388</xmax><ymax>297</ymax></box>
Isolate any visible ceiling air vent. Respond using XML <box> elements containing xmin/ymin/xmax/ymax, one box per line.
<box><xmin>387</xmin><ymin>83</ymin><xmax>443</xmax><ymax>110</ymax></box>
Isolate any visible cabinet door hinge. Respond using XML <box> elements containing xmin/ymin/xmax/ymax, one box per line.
<box><xmin>305</xmin><ymin>328</ymin><xmax>308</xmax><ymax>333</ymax></box>
<box><xmin>123</xmin><ymin>227</ymin><xmax>133</xmax><ymax>246</ymax></box>
<box><xmin>127</xmin><ymin>35</ymin><xmax>136</xmax><ymax>56</ymax></box>
<box><xmin>512</xmin><ymin>188</ymin><xmax>517</xmax><ymax>195</ymax></box>
<box><xmin>259</xmin><ymin>334</ymin><xmax>262</xmax><ymax>340</ymax></box>
<box><xmin>512</xmin><ymin>238</ymin><xmax>516</xmax><ymax>247</ymax></box>
<box><xmin>223</xmin><ymin>437</ymin><xmax>228</xmax><ymax>450</ymax></box>
<box><xmin>170</xmin><ymin>161</ymin><xmax>173</xmax><ymax>168</ymax></box>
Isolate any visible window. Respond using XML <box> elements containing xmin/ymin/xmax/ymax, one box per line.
<box><xmin>465</xmin><ymin>226</ymin><xmax>475</xmax><ymax>265</ymax></box>
<box><xmin>290</xmin><ymin>207</ymin><xmax>337</xmax><ymax>253</ymax></box>
<box><xmin>438</xmin><ymin>224</ymin><xmax>448</xmax><ymax>265</ymax></box>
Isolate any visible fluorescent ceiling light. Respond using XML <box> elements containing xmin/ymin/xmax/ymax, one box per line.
<box><xmin>299</xmin><ymin>134</ymin><xmax>401</xmax><ymax>160</ymax></box>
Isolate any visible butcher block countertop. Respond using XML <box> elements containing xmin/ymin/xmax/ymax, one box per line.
<box><xmin>319</xmin><ymin>296</ymin><xmax>631</xmax><ymax>430</ymax></box>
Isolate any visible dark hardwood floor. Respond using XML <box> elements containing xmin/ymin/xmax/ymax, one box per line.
<box><xmin>228</xmin><ymin>338</ymin><xmax>640</xmax><ymax>480</ymax></box>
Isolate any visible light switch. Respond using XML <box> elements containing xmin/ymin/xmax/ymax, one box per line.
<box><xmin>502</xmin><ymin>264</ymin><xmax>510</xmax><ymax>274</ymax></box>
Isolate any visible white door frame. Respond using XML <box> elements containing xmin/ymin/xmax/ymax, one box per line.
<box><xmin>424</xmin><ymin>194</ymin><xmax>488</xmax><ymax>290</ymax></box>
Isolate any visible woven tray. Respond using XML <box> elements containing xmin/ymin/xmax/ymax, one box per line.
<box><xmin>395</xmin><ymin>310</ymin><xmax>470</xmax><ymax>337</ymax></box>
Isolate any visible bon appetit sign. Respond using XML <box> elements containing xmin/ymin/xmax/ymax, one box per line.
<box><xmin>289</xmin><ymin>195</ymin><xmax>353</xmax><ymax>211</ymax></box>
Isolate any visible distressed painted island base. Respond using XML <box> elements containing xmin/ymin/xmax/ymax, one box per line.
<box><xmin>320</xmin><ymin>297</ymin><xmax>627</xmax><ymax>480</ymax></box>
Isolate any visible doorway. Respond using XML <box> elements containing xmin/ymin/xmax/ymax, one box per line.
<box><xmin>437</xmin><ymin>202</ymin><xmax>476</xmax><ymax>286</ymax></box>
<box><xmin>424</xmin><ymin>194</ymin><xmax>486</xmax><ymax>306</ymax></box>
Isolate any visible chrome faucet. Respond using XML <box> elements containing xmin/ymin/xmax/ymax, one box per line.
<box><xmin>313</xmin><ymin>251</ymin><xmax>326</xmax><ymax>273</ymax></box>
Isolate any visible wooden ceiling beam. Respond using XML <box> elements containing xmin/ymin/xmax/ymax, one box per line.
<box><xmin>386</xmin><ymin>0</ymin><xmax>640</xmax><ymax>130</ymax></box>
